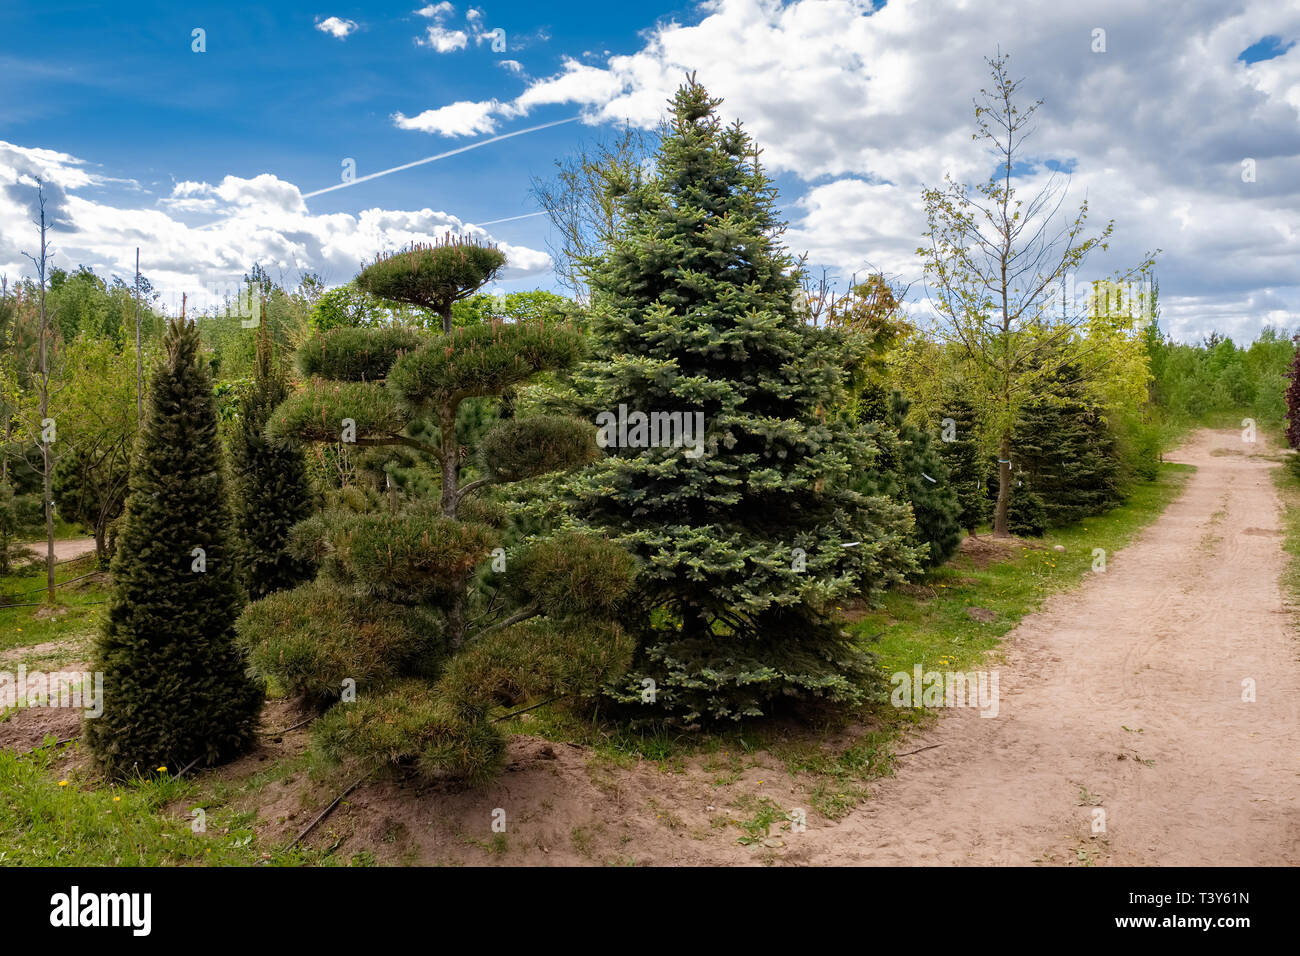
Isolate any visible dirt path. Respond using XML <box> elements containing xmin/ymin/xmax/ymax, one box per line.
<box><xmin>797</xmin><ymin>428</ymin><xmax>1300</xmax><ymax>865</ymax></box>
<box><xmin>16</xmin><ymin>537</ymin><xmax>97</xmax><ymax>563</ymax></box>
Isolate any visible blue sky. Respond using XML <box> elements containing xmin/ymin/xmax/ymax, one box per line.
<box><xmin>1</xmin><ymin>1</ymin><xmax>688</xmax><ymax>289</ymax></box>
<box><xmin>3</xmin><ymin>0</ymin><xmax>1300</xmax><ymax>343</ymax></box>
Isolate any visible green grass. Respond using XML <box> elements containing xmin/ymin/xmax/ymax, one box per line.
<box><xmin>0</xmin><ymin>742</ymin><xmax>325</xmax><ymax>866</ymax></box>
<box><xmin>0</xmin><ymin>552</ymin><xmax>109</xmax><ymax>654</ymax></box>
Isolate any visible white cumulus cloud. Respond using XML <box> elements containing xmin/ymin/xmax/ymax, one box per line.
<box><xmin>315</xmin><ymin>16</ymin><xmax>358</xmax><ymax>40</ymax></box>
<box><xmin>391</xmin><ymin>0</ymin><xmax>1300</xmax><ymax>341</ymax></box>
<box><xmin>393</xmin><ymin>100</ymin><xmax>501</xmax><ymax>136</ymax></box>
<box><xmin>0</xmin><ymin>141</ymin><xmax>550</xmax><ymax>312</ymax></box>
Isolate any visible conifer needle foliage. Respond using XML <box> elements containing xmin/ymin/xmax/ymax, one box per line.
<box><xmin>573</xmin><ymin>77</ymin><xmax>920</xmax><ymax>722</ymax></box>
<box><xmin>86</xmin><ymin>319</ymin><xmax>262</xmax><ymax>777</ymax></box>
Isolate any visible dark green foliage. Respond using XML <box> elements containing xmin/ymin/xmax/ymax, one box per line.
<box><xmin>1013</xmin><ymin>366</ymin><xmax>1123</xmax><ymax>527</ymax></box>
<box><xmin>456</xmin><ymin>494</ymin><xmax>508</xmax><ymax>529</ymax></box>
<box><xmin>387</xmin><ymin>321</ymin><xmax>586</xmax><ymax>407</ymax></box>
<box><xmin>603</xmin><ymin>609</ymin><xmax>882</xmax><ymax>721</ymax></box>
<box><xmin>231</xmin><ymin>331</ymin><xmax>314</xmax><ymax>600</ymax></box>
<box><xmin>311</xmin><ymin>619</ymin><xmax>632</xmax><ymax>783</ymax></box>
<box><xmin>1007</xmin><ymin>482</ymin><xmax>1048</xmax><ymax>537</ymax></box>
<box><xmin>85</xmin><ymin>320</ymin><xmax>262</xmax><ymax>777</ymax></box>
<box><xmin>51</xmin><ymin>445</ymin><xmax>130</xmax><ymax>561</ymax></box>
<box><xmin>572</xmin><ymin>79</ymin><xmax>915</xmax><ymax>721</ymax></box>
<box><xmin>355</xmin><ymin>237</ymin><xmax>506</xmax><ymax>333</ymax></box>
<box><xmin>236</xmin><ymin>581</ymin><xmax>440</xmax><ymax>702</ymax></box>
<box><xmin>888</xmin><ymin>392</ymin><xmax>962</xmax><ymax>567</ymax></box>
<box><xmin>934</xmin><ymin>393</ymin><xmax>986</xmax><ymax>534</ymax></box>
<box><xmin>502</xmin><ymin>530</ymin><xmax>638</xmax><ymax>619</ymax></box>
<box><xmin>297</xmin><ymin>326</ymin><xmax>423</xmax><ymax>381</ymax></box>
<box><xmin>478</xmin><ymin>415</ymin><xmax>600</xmax><ymax>483</ymax></box>
<box><xmin>1286</xmin><ymin>336</ymin><xmax>1300</xmax><ymax>450</ymax></box>
<box><xmin>0</xmin><ymin>480</ymin><xmax>18</xmax><ymax>574</ymax></box>
<box><xmin>312</xmin><ymin>679</ymin><xmax>506</xmax><ymax>784</ymax></box>
<box><xmin>438</xmin><ymin>619</ymin><xmax>635</xmax><ymax>719</ymax></box>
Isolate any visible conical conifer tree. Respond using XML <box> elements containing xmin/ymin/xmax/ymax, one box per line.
<box><xmin>574</xmin><ymin>78</ymin><xmax>916</xmax><ymax>721</ymax></box>
<box><xmin>231</xmin><ymin>323</ymin><xmax>314</xmax><ymax>600</ymax></box>
<box><xmin>1012</xmin><ymin>361</ymin><xmax>1122</xmax><ymax>527</ymax></box>
<box><xmin>934</xmin><ymin>392</ymin><xmax>985</xmax><ymax>535</ymax></box>
<box><xmin>888</xmin><ymin>392</ymin><xmax>961</xmax><ymax>567</ymax></box>
<box><xmin>86</xmin><ymin>319</ymin><xmax>262</xmax><ymax>777</ymax></box>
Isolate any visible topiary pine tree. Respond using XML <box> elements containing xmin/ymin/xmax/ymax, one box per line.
<box><xmin>934</xmin><ymin>391</ymin><xmax>985</xmax><ymax>535</ymax></box>
<box><xmin>241</xmin><ymin>245</ymin><xmax>638</xmax><ymax>782</ymax></box>
<box><xmin>572</xmin><ymin>77</ymin><xmax>919</xmax><ymax>722</ymax></box>
<box><xmin>230</xmin><ymin>321</ymin><xmax>314</xmax><ymax>600</ymax></box>
<box><xmin>85</xmin><ymin>319</ymin><xmax>263</xmax><ymax>777</ymax></box>
<box><xmin>355</xmin><ymin>235</ymin><xmax>505</xmax><ymax>335</ymax></box>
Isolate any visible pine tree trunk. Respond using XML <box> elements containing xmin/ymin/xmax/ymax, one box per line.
<box><xmin>437</xmin><ymin>401</ymin><xmax>467</xmax><ymax>647</ymax></box>
<box><xmin>994</xmin><ymin>432</ymin><xmax>1011</xmax><ymax>537</ymax></box>
<box><xmin>438</xmin><ymin>403</ymin><xmax>458</xmax><ymax>518</ymax></box>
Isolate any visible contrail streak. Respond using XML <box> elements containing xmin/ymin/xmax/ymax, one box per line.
<box><xmin>475</xmin><ymin>210</ymin><xmax>548</xmax><ymax>226</ymax></box>
<box><xmin>302</xmin><ymin>117</ymin><xmax>580</xmax><ymax>199</ymax></box>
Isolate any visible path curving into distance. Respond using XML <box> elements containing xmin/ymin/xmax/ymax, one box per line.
<box><xmin>799</xmin><ymin>428</ymin><xmax>1300</xmax><ymax>866</ymax></box>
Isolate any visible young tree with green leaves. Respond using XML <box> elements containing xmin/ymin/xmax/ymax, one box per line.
<box><xmin>916</xmin><ymin>53</ymin><xmax>1148</xmax><ymax>536</ymax></box>
<box><xmin>85</xmin><ymin>319</ymin><xmax>263</xmax><ymax>777</ymax></box>
<box><xmin>573</xmin><ymin>77</ymin><xmax>918</xmax><ymax>722</ymax></box>
<box><xmin>50</xmin><ymin>335</ymin><xmax>140</xmax><ymax>565</ymax></box>
<box><xmin>530</xmin><ymin>126</ymin><xmax>654</xmax><ymax>301</ymax></box>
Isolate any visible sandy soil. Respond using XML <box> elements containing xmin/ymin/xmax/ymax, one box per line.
<box><xmin>792</xmin><ymin>427</ymin><xmax>1300</xmax><ymax>865</ymax></box>
<box><xmin>15</xmin><ymin>538</ymin><xmax>97</xmax><ymax>563</ymax></box>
